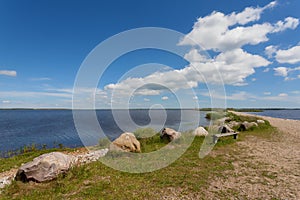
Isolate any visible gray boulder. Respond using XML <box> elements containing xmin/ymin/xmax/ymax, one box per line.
<box><xmin>218</xmin><ymin>124</ymin><xmax>234</xmax><ymax>133</ymax></box>
<box><xmin>257</xmin><ymin>119</ymin><xmax>265</xmax><ymax>124</ymax></box>
<box><xmin>228</xmin><ymin>121</ymin><xmax>241</xmax><ymax>128</ymax></box>
<box><xmin>214</xmin><ymin>117</ymin><xmax>231</xmax><ymax>125</ymax></box>
<box><xmin>160</xmin><ymin>128</ymin><xmax>181</xmax><ymax>141</ymax></box>
<box><xmin>193</xmin><ymin>126</ymin><xmax>208</xmax><ymax>136</ymax></box>
<box><xmin>110</xmin><ymin>132</ymin><xmax>141</xmax><ymax>153</ymax></box>
<box><xmin>15</xmin><ymin>152</ymin><xmax>75</xmax><ymax>182</ymax></box>
<box><xmin>238</xmin><ymin>121</ymin><xmax>258</xmax><ymax>131</ymax></box>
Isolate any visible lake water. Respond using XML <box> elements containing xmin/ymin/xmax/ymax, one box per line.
<box><xmin>247</xmin><ymin>109</ymin><xmax>300</xmax><ymax>120</ymax></box>
<box><xmin>0</xmin><ymin>109</ymin><xmax>210</xmax><ymax>154</ymax></box>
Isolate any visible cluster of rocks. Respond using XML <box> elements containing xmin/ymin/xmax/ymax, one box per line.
<box><xmin>192</xmin><ymin>117</ymin><xmax>266</xmax><ymax>137</ymax></box>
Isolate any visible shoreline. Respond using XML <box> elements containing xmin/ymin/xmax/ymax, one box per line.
<box><xmin>1</xmin><ymin>111</ymin><xmax>300</xmax><ymax>198</ymax></box>
<box><xmin>230</xmin><ymin>111</ymin><xmax>300</xmax><ymax>138</ymax></box>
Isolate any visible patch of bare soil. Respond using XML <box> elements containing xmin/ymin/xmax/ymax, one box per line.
<box><xmin>204</xmin><ymin>112</ymin><xmax>300</xmax><ymax>199</ymax></box>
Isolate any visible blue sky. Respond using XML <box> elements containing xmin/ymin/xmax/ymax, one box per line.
<box><xmin>0</xmin><ymin>0</ymin><xmax>300</xmax><ymax>108</ymax></box>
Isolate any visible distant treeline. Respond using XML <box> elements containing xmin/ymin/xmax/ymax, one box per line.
<box><xmin>197</xmin><ymin>108</ymin><xmax>262</xmax><ymax>112</ymax></box>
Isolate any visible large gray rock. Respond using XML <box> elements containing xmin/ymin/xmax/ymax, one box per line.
<box><xmin>214</xmin><ymin>117</ymin><xmax>231</xmax><ymax>125</ymax></box>
<box><xmin>218</xmin><ymin>124</ymin><xmax>234</xmax><ymax>133</ymax></box>
<box><xmin>228</xmin><ymin>121</ymin><xmax>241</xmax><ymax>128</ymax></box>
<box><xmin>193</xmin><ymin>126</ymin><xmax>208</xmax><ymax>136</ymax></box>
<box><xmin>238</xmin><ymin>121</ymin><xmax>258</xmax><ymax>131</ymax></box>
<box><xmin>257</xmin><ymin>119</ymin><xmax>265</xmax><ymax>124</ymax></box>
<box><xmin>160</xmin><ymin>128</ymin><xmax>181</xmax><ymax>141</ymax></box>
<box><xmin>110</xmin><ymin>132</ymin><xmax>141</xmax><ymax>153</ymax></box>
<box><xmin>15</xmin><ymin>152</ymin><xmax>75</xmax><ymax>182</ymax></box>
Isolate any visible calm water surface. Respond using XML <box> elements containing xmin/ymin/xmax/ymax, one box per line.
<box><xmin>0</xmin><ymin>109</ymin><xmax>209</xmax><ymax>153</ymax></box>
<box><xmin>247</xmin><ymin>109</ymin><xmax>300</xmax><ymax>120</ymax></box>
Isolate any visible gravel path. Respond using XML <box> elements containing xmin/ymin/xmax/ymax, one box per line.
<box><xmin>206</xmin><ymin>111</ymin><xmax>300</xmax><ymax>199</ymax></box>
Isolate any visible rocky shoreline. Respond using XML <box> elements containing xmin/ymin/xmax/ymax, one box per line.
<box><xmin>1</xmin><ymin>111</ymin><xmax>299</xmax><ymax>197</ymax></box>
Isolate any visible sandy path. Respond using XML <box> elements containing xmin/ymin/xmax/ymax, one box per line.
<box><xmin>231</xmin><ymin>111</ymin><xmax>300</xmax><ymax>139</ymax></box>
<box><xmin>206</xmin><ymin>111</ymin><xmax>300</xmax><ymax>199</ymax></box>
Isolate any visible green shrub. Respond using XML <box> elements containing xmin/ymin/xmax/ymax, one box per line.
<box><xmin>133</xmin><ymin>127</ymin><xmax>157</xmax><ymax>139</ymax></box>
<box><xmin>205</xmin><ymin>112</ymin><xmax>225</xmax><ymax>120</ymax></box>
<box><xmin>98</xmin><ymin>137</ymin><xmax>111</xmax><ymax>148</ymax></box>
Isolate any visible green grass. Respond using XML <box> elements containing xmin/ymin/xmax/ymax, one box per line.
<box><xmin>0</xmin><ymin>113</ymin><xmax>278</xmax><ymax>199</ymax></box>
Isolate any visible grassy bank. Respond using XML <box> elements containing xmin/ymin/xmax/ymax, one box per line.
<box><xmin>0</xmin><ymin>113</ymin><xmax>278</xmax><ymax>199</ymax></box>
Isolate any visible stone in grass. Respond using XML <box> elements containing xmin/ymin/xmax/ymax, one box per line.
<box><xmin>160</xmin><ymin>128</ymin><xmax>181</xmax><ymax>142</ymax></box>
<box><xmin>110</xmin><ymin>132</ymin><xmax>141</xmax><ymax>153</ymax></box>
<box><xmin>0</xmin><ymin>176</ymin><xmax>12</xmax><ymax>189</ymax></box>
<box><xmin>76</xmin><ymin>149</ymin><xmax>109</xmax><ymax>164</ymax></box>
<box><xmin>193</xmin><ymin>126</ymin><xmax>209</xmax><ymax>136</ymax></box>
<box><xmin>257</xmin><ymin>119</ymin><xmax>265</xmax><ymax>124</ymax></box>
<box><xmin>218</xmin><ymin>124</ymin><xmax>235</xmax><ymax>133</ymax></box>
<box><xmin>15</xmin><ymin>152</ymin><xmax>75</xmax><ymax>183</ymax></box>
<box><xmin>228</xmin><ymin>121</ymin><xmax>241</xmax><ymax>128</ymax></box>
<box><xmin>238</xmin><ymin>121</ymin><xmax>258</xmax><ymax>131</ymax></box>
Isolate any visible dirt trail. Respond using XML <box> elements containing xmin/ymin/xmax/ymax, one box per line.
<box><xmin>205</xmin><ymin>111</ymin><xmax>300</xmax><ymax>199</ymax></box>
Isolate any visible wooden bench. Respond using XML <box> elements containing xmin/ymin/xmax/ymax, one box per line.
<box><xmin>212</xmin><ymin>132</ymin><xmax>239</xmax><ymax>144</ymax></box>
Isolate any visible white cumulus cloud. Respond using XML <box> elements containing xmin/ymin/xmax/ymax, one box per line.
<box><xmin>102</xmin><ymin>1</ymin><xmax>299</xmax><ymax>96</ymax></box>
<box><xmin>178</xmin><ymin>1</ymin><xmax>296</xmax><ymax>52</ymax></box>
<box><xmin>184</xmin><ymin>48</ymin><xmax>270</xmax><ymax>85</ymax></box>
<box><xmin>274</xmin><ymin>66</ymin><xmax>300</xmax><ymax>80</ymax></box>
<box><xmin>274</xmin><ymin>67</ymin><xmax>289</xmax><ymax>77</ymax></box>
<box><xmin>275</xmin><ymin>45</ymin><xmax>300</xmax><ymax>64</ymax></box>
<box><xmin>272</xmin><ymin>17</ymin><xmax>299</xmax><ymax>33</ymax></box>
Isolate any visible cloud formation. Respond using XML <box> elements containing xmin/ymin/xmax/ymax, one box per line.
<box><xmin>103</xmin><ymin>1</ymin><xmax>297</xmax><ymax>95</ymax></box>
<box><xmin>178</xmin><ymin>2</ymin><xmax>297</xmax><ymax>51</ymax></box>
<box><xmin>265</xmin><ymin>45</ymin><xmax>278</xmax><ymax>58</ymax></box>
<box><xmin>275</xmin><ymin>45</ymin><xmax>300</xmax><ymax>64</ymax></box>
<box><xmin>274</xmin><ymin>66</ymin><xmax>300</xmax><ymax>80</ymax></box>
<box><xmin>0</xmin><ymin>70</ymin><xmax>17</xmax><ymax>77</ymax></box>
